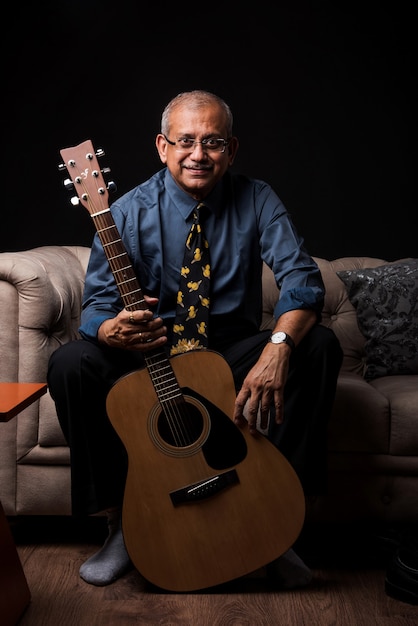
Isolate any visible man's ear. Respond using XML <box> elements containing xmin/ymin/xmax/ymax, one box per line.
<box><xmin>155</xmin><ymin>134</ymin><xmax>168</xmax><ymax>164</ymax></box>
<box><xmin>227</xmin><ymin>136</ymin><xmax>239</xmax><ymax>166</ymax></box>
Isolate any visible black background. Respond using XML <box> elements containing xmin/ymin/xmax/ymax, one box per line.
<box><xmin>2</xmin><ymin>1</ymin><xmax>416</xmax><ymax>260</ymax></box>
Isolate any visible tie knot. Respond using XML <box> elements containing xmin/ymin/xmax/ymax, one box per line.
<box><xmin>194</xmin><ymin>203</ymin><xmax>208</xmax><ymax>224</ymax></box>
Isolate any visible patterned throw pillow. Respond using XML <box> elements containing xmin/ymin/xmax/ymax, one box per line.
<box><xmin>337</xmin><ymin>260</ymin><xmax>418</xmax><ymax>380</ymax></box>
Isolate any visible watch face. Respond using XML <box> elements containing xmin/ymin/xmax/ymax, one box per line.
<box><xmin>271</xmin><ymin>331</ymin><xmax>286</xmax><ymax>343</ymax></box>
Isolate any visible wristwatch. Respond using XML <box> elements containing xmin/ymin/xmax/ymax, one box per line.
<box><xmin>269</xmin><ymin>331</ymin><xmax>295</xmax><ymax>350</ymax></box>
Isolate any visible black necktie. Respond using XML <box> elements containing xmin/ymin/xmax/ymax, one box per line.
<box><xmin>170</xmin><ymin>203</ymin><xmax>211</xmax><ymax>355</ymax></box>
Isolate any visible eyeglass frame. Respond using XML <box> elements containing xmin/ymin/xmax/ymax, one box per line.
<box><xmin>163</xmin><ymin>134</ymin><xmax>231</xmax><ymax>154</ymax></box>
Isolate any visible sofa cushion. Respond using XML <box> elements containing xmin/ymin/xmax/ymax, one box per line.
<box><xmin>328</xmin><ymin>372</ymin><xmax>390</xmax><ymax>453</ymax></box>
<box><xmin>337</xmin><ymin>260</ymin><xmax>418</xmax><ymax>380</ymax></box>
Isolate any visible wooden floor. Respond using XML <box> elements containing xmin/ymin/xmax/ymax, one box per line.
<box><xmin>10</xmin><ymin>516</ymin><xmax>418</xmax><ymax>626</ymax></box>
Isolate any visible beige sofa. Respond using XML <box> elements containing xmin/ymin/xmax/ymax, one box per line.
<box><xmin>1</xmin><ymin>246</ymin><xmax>417</xmax><ymax>523</ymax></box>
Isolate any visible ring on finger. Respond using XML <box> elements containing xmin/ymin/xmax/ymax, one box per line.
<box><xmin>129</xmin><ymin>313</ymin><xmax>134</xmax><ymax>324</ymax></box>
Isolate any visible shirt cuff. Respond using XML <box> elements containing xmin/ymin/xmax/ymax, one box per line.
<box><xmin>274</xmin><ymin>287</ymin><xmax>324</xmax><ymax>321</ymax></box>
<box><xmin>79</xmin><ymin>314</ymin><xmax>111</xmax><ymax>342</ymax></box>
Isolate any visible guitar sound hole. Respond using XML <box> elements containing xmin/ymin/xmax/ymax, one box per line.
<box><xmin>150</xmin><ymin>389</ymin><xmax>247</xmax><ymax>467</ymax></box>
<box><xmin>157</xmin><ymin>399</ymin><xmax>204</xmax><ymax>447</ymax></box>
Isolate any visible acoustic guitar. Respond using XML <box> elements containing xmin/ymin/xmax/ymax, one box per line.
<box><xmin>59</xmin><ymin>139</ymin><xmax>306</xmax><ymax>592</ymax></box>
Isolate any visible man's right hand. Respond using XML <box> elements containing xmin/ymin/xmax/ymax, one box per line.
<box><xmin>97</xmin><ymin>296</ymin><xmax>167</xmax><ymax>350</ymax></box>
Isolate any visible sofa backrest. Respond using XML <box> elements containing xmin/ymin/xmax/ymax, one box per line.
<box><xmin>0</xmin><ymin>245</ymin><xmax>390</xmax><ymax>383</ymax></box>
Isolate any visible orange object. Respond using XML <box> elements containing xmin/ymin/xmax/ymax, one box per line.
<box><xmin>0</xmin><ymin>382</ymin><xmax>47</xmax><ymax>421</ymax></box>
<box><xmin>0</xmin><ymin>381</ymin><xmax>47</xmax><ymax>624</ymax></box>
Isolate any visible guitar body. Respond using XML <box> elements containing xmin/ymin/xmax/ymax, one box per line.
<box><xmin>107</xmin><ymin>349</ymin><xmax>305</xmax><ymax>592</ymax></box>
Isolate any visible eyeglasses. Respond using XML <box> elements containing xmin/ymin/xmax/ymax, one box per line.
<box><xmin>163</xmin><ymin>135</ymin><xmax>230</xmax><ymax>154</ymax></box>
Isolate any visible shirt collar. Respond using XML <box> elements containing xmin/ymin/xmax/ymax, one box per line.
<box><xmin>164</xmin><ymin>168</ymin><xmax>227</xmax><ymax>220</ymax></box>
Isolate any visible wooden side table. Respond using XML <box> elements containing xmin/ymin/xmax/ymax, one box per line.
<box><xmin>0</xmin><ymin>382</ymin><xmax>47</xmax><ymax>626</ymax></box>
<box><xmin>0</xmin><ymin>383</ymin><xmax>47</xmax><ymax>420</ymax></box>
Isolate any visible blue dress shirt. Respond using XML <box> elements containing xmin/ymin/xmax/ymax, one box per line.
<box><xmin>79</xmin><ymin>168</ymin><xmax>324</xmax><ymax>343</ymax></box>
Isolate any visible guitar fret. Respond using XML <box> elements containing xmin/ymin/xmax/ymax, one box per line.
<box><xmin>151</xmin><ymin>372</ymin><xmax>174</xmax><ymax>382</ymax></box>
<box><xmin>146</xmin><ymin>362</ymin><xmax>172</xmax><ymax>377</ymax></box>
<box><xmin>118</xmin><ymin>287</ymin><xmax>143</xmax><ymax>300</ymax></box>
<box><xmin>116</xmin><ymin>277</ymin><xmax>138</xmax><ymax>288</ymax></box>
<box><xmin>101</xmin><ymin>238</ymin><xmax>122</xmax><ymax>247</ymax></box>
<box><xmin>152</xmin><ymin>377</ymin><xmax>177</xmax><ymax>391</ymax></box>
<box><xmin>90</xmin><ymin>207</ymin><xmax>111</xmax><ymax>217</ymax></box>
<box><xmin>112</xmin><ymin>264</ymin><xmax>133</xmax><ymax>274</ymax></box>
<box><xmin>107</xmin><ymin>252</ymin><xmax>129</xmax><ymax>262</ymax></box>
<box><xmin>96</xmin><ymin>224</ymin><xmax>118</xmax><ymax>234</ymax></box>
<box><xmin>158</xmin><ymin>388</ymin><xmax>183</xmax><ymax>402</ymax></box>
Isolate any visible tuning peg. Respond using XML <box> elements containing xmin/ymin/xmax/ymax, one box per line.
<box><xmin>70</xmin><ymin>196</ymin><xmax>80</xmax><ymax>206</ymax></box>
<box><xmin>63</xmin><ymin>178</ymin><xmax>74</xmax><ymax>191</ymax></box>
<box><xmin>96</xmin><ymin>148</ymin><xmax>105</xmax><ymax>158</ymax></box>
<box><xmin>107</xmin><ymin>181</ymin><xmax>117</xmax><ymax>193</ymax></box>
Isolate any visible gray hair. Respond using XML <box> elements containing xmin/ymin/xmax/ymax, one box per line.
<box><xmin>161</xmin><ymin>90</ymin><xmax>233</xmax><ymax>136</ymax></box>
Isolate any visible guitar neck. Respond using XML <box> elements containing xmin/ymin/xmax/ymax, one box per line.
<box><xmin>91</xmin><ymin>209</ymin><xmax>147</xmax><ymax>314</ymax></box>
<box><xmin>95</xmin><ymin>204</ymin><xmax>185</xmax><ymax>405</ymax></box>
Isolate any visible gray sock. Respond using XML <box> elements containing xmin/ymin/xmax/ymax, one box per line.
<box><xmin>79</xmin><ymin>510</ymin><xmax>132</xmax><ymax>586</ymax></box>
<box><xmin>266</xmin><ymin>548</ymin><xmax>313</xmax><ymax>589</ymax></box>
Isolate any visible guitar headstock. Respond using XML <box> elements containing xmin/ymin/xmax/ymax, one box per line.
<box><xmin>59</xmin><ymin>139</ymin><xmax>115</xmax><ymax>215</ymax></box>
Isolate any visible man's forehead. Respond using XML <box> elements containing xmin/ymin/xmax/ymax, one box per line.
<box><xmin>169</xmin><ymin>105</ymin><xmax>227</xmax><ymax>133</ymax></box>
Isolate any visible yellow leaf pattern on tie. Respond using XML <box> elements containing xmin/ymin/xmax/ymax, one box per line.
<box><xmin>192</xmin><ymin>248</ymin><xmax>202</xmax><ymax>263</ymax></box>
<box><xmin>187</xmin><ymin>280</ymin><xmax>201</xmax><ymax>292</ymax></box>
<box><xmin>199</xmin><ymin>295</ymin><xmax>210</xmax><ymax>308</ymax></box>
<box><xmin>171</xmin><ymin>203</ymin><xmax>211</xmax><ymax>354</ymax></box>
<box><xmin>186</xmin><ymin>306</ymin><xmax>197</xmax><ymax>320</ymax></box>
<box><xmin>170</xmin><ymin>338</ymin><xmax>203</xmax><ymax>355</ymax></box>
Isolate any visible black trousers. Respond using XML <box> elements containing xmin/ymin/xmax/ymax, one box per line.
<box><xmin>47</xmin><ymin>325</ymin><xmax>343</xmax><ymax>516</ymax></box>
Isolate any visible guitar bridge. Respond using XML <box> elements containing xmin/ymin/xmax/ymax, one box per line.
<box><xmin>170</xmin><ymin>469</ymin><xmax>239</xmax><ymax>506</ymax></box>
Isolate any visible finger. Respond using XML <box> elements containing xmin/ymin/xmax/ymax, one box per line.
<box><xmin>273</xmin><ymin>393</ymin><xmax>284</xmax><ymax>424</ymax></box>
<box><xmin>126</xmin><ymin>308</ymin><xmax>155</xmax><ymax>326</ymax></box>
<box><xmin>136</xmin><ymin>331</ymin><xmax>151</xmax><ymax>344</ymax></box>
<box><xmin>233</xmin><ymin>389</ymin><xmax>250</xmax><ymax>426</ymax></box>
<box><xmin>259</xmin><ymin>404</ymin><xmax>271</xmax><ymax>430</ymax></box>
<box><xmin>136</xmin><ymin>331</ymin><xmax>155</xmax><ymax>344</ymax></box>
<box><xmin>246</xmin><ymin>406</ymin><xmax>259</xmax><ymax>433</ymax></box>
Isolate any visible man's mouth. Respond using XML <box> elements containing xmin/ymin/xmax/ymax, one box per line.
<box><xmin>183</xmin><ymin>164</ymin><xmax>212</xmax><ymax>171</ymax></box>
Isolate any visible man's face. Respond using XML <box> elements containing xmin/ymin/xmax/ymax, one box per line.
<box><xmin>155</xmin><ymin>103</ymin><xmax>239</xmax><ymax>200</ymax></box>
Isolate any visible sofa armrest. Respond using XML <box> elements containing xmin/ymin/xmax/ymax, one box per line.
<box><xmin>0</xmin><ymin>246</ymin><xmax>91</xmax><ymax>513</ymax></box>
<box><xmin>0</xmin><ymin>245</ymin><xmax>91</xmax><ymax>383</ymax></box>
